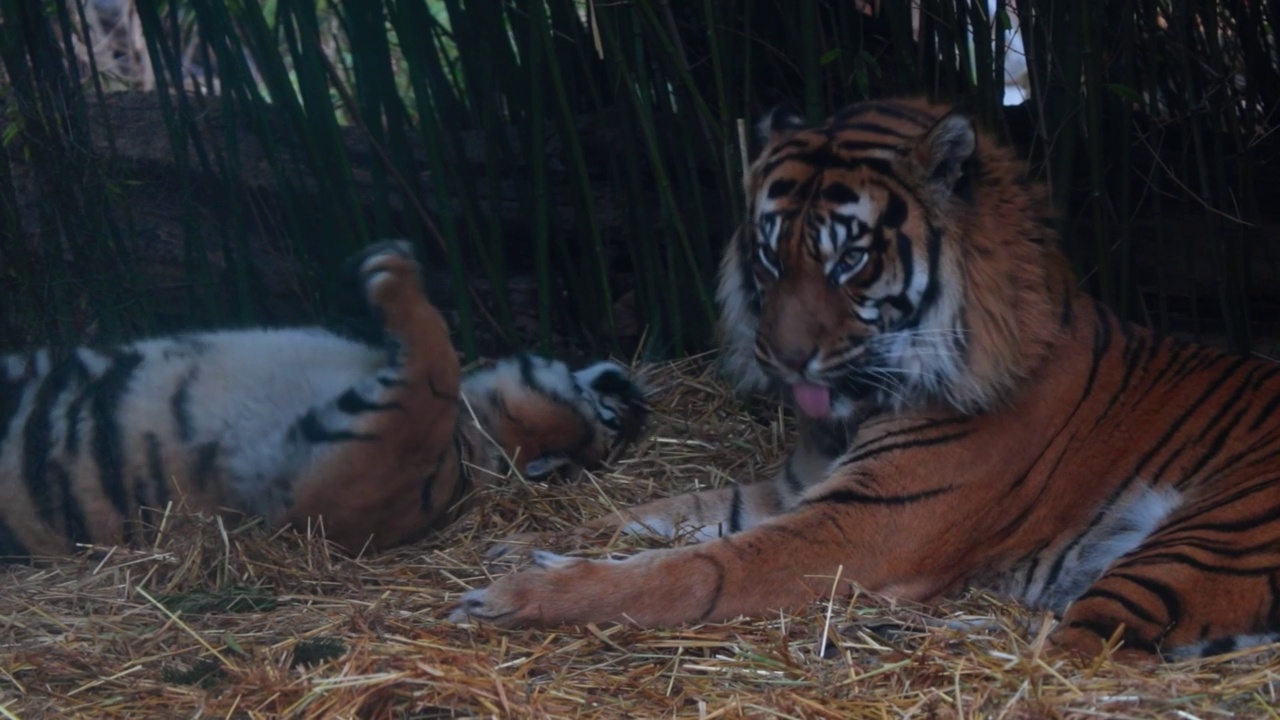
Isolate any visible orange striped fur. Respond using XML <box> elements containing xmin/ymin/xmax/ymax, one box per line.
<box><xmin>1</xmin><ymin>242</ymin><xmax>646</xmax><ymax>560</ymax></box>
<box><xmin>455</xmin><ymin>99</ymin><xmax>1280</xmax><ymax>662</ymax></box>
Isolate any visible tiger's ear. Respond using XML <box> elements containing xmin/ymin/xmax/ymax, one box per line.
<box><xmin>914</xmin><ymin>113</ymin><xmax>977</xmax><ymax>192</ymax></box>
<box><xmin>756</xmin><ymin>103</ymin><xmax>806</xmax><ymax>144</ymax></box>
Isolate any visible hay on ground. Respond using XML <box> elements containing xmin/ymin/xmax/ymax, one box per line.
<box><xmin>3</xmin><ymin>357</ymin><xmax>1278</xmax><ymax>718</ymax></box>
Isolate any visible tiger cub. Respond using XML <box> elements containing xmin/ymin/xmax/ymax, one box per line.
<box><xmin>453</xmin><ymin>98</ymin><xmax>1280</xmax><ymax>662</ymax></box>
<box><xmin>0</xmin><ymin>241</ymin><xmax>646</xmax><ymax>561</ymax></box>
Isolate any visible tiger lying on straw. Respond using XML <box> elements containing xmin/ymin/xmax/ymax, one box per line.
<box><xmin>0</xmin><ymin>241</ymin><xmax>647</xmax><ymax>561</ymax></box>
<box><xmin>453</xmin><ymin>98</ymin><xmax>1280</xmax><ymax>662</ymax></box>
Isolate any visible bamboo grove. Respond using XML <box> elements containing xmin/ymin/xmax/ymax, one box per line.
<box><xmin>1</xmin><ymin>0</ymin><xmax>1276</xmax><ymax>359</ymax></box>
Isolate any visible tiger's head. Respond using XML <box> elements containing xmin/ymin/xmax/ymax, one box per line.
<box><xmin>717</xmin><ymin>97</ymin><xmax>1072</xmax><ymax>421</ymax></box>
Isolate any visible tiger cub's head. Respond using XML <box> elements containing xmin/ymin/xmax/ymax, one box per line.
<box><xmin>718</xmin><ymin>97</ymin><xmax>1071</xmax><ymax>421</ymax></box>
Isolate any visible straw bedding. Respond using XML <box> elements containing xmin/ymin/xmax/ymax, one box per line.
<box><xmin>3</xmin><ymin>356</ymin><xmax>1278</xmax><ymax>719</ymax></box>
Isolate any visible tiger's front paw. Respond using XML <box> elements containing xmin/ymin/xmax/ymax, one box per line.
<box><xmin>449</xmin><ymin>551</ymin><xmax>600</xmax><ymax>628</ymax></box>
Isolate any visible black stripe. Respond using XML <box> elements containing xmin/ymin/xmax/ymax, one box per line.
<box><xmin>1199</xmin><ymin>636</ymin><xmax>1239</xmax><ymax>656</ymax></box>
<box><xmin>1268</xmin><ymin>574</ymin><xmax>1280</xmax><ymax>628</ymax></box>
<box><xmin>294</xmin><ymin>409</ymin><xmax>377</xmax><ymax>443</ymax></box>
<box><xmin>768</xmin><ymin>178</ymin><xmax>798</xmax><ymax>198</ymax></box>
<box><xmin>882</xmin><ymin>192</ymin><xmax>908</xmax><ymax>229</ymax></box>
<box><xmin>838</xmin><ymin>429</ymin><xmax>971</xmax><ymax>467</ymax></box>
<box><xmin>834</xmin><ymin>140</ymin><xmax>903</xmax><ymax>153</ymax></box>
<box><xmin>1174</xmin><ymin>348</ymin><xmax>1227</xmax><ymax>382</ymax></box>
<box><xmin>727</xmin><ymin>485</ymin><xmax>744</xmax><ymax>534</ymax></box>
<box><xmin>1094</xmin><ymin>326</ymin><xmax>1146</xmax><ymax>425</ymax></box>
<box><xmin>1078</xmin><ymin>299</ymin><xmax>1114</xmax><ymax>404</ymax></box>
<box><xmin>1130</xmin><ymin>355</ymin><xmax>1253</xmax><ymax>477</ymax></box>
<box><xmin>23</xmin><ymin>354</ymin><xmax>86</xmax><ymax>530</ymax></box>
<box><xmin>445</xmin><ymin>435</ymin><xmax>475</xmax><ymax>521</ymax></box>
<box><xmin>49</xmin><ymin>460</ymin><xmax>90</xmax><ymax>545</ymax></box>
<box><xmin>1108</xmin><ymin>571</ymin><xmax>1183</xmax><ymax>625</ymax></box>
<box><xmin>844</xmin><ymin>416</ymin><xmax>968</xmax><ymax>456</ymax></box>
<box><xmin>130</xmin><ymin>474</ymin><xmax>150</xmax><ymax>542</ymax></box>
<box><xmin>192</xmin><ymin>441</ymin><xmax>220</xmax><ymax>491</ymax></box>
<box><xmin>1136</xmin><ymin>533</ymin><xmax>1280</xmax><ymax>563</ymax></box>
<box><xmin>693</xmin><ymin>552</ymin><xmax>728</xmax><ymax>622</ymax></box>
<box><xmin>1248</xmin><ymin>386</ymin><xmax>1280</xmax><ymax>432</ymax></box>
<box><xmin>336</xmin><ymin>388</ymin><xmax>405</xmax><ymax>414</ymax></box>
<box><xmin>760</xmin><ymin>150</ymin><xmax>895</xmax><ymax>179</ymax></box>
<box><xmin>63</xmin><ymin>353</ymin><xmax>94</xmax><ymax>456</ymax></box>
<box><xmin>912</xmin><ymin>224</ymin><xmax>943</xmax><ymax>321</ymax></box>
<box><xmin>0</xmin><ymin>355</ymin><xmax>28</xmax><ymax>453</ymax></box>
<box><xmin>88</xmin><ymin>352</ymin><xmax>144</xmax><ymax>543</ymax></box>
<box><xmin>170</xmin><ymin>367</ymin><xmax>198</xmax><ymax>442</ymax></box>
<box><xmin>1184</xmin><ymin>364</ymin><xmax>1265</xmax><ymax>445</ymax></box>
<box><xmin>807</xmin><ymin>484</ymin><xmax>953</xmax><ymax>506</ymax></box>
<box><xmin>143</xmin><ymin>432</ymin><xmax>170</xmax><ymax>529</ymax></box>
<box><xmin>1075</xmin><ymin>587</ymin><xmax>1162</xmax><ymax>625</ymax></box>
<box><xmin>419</xmin><ymin>451</ymin><xmax>446</xmax><ymax>515</ymax></box>
<box><xmin>1064</xmin><ymin>619</ymin><xmax>1159</xmax><ymax>655</ymax></box>
<box><xmin>1177</xmin><ymin>406</ymin><xmax>1251</xmax><ymax>485</ymax></box>
<box><xmin>1141</xmin><ymin>337</ymin><xmax>1193</xmax><ymax>399</ymax></box>
<box><xmin>0</xmin><ymin>518</ymin><xmax>32</xmax><ymax>561</ymax></box>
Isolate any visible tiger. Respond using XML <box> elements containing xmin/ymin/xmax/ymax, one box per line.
<box><xmin>0</xmin><ymin>241</ymin><xmax>647</xmax><ymax>561</ymax></box>
<box><xmin>450</xmin><ymin>98</ymin><xmax>1280</xmax><ymax>662</ymax></box>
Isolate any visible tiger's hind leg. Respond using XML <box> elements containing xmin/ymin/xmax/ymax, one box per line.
<box><xmin>279</xmin><ymin>240</ymin><xmax>465</xmax><ymax>551</ymax></box>
<box><xmin>1052</xmin><ymin>513</ymin><xmax>1280</xmax><ymax>662</ymax></box>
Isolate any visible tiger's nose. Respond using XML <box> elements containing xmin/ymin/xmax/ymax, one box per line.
<box><xmin>778</xmin><ymin>348</ymin><xmax>816</xmax><ymax>372</ymax></box>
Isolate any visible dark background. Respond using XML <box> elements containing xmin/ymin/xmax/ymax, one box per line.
<box><xmin>2</xmin><ymin>0</ymin><xmax>1277</xmax><ymax>362</ymax></box>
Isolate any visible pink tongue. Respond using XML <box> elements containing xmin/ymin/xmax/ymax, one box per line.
<box><xmin>792</xmin><ymin>382</ymin><xmax>832</xmax><ymax>418</ymax></box>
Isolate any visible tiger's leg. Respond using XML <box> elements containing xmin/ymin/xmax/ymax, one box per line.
<box><xmin>1052</xmin><ymin>507</ymin><xmax>1280</xmax><ymax>662</ymax></box>
<box><xmin>451</xmin><ymin>497</ymin><xmax>950</xmax><ymax>628</ymax></box>
<box><xmin>489</xmin><ymin>414</ymin><xmax>848</xmax><ymax>554</ymax></box>
<box><xmin>278</xmin><ymin>240</ymin><xmax>464</xmax><ymax>551</ymax></box>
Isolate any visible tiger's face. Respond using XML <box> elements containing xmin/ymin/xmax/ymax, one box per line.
<box><xmin>718</xmin><ymin>100</ymin><xmax>982</xmax><ymax>421</ymax></box>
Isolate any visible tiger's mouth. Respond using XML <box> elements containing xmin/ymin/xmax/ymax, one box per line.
<box><xmin>788</xmin><ymin>378</ymin><xmax>877</xmax><ymax>420</ymax></box>
<box><xmin>792</xmin><ymin>382</ymin><xmax>832</xmax><ymax>418</ymax></box>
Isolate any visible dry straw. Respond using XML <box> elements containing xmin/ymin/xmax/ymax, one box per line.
<box><xmin>3</xmin><ymin>357</ymin><xmax>1278</xmax><ymax>718</ymax></box>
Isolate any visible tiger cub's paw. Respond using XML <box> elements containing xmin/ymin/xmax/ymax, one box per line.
<box><xmin>349</xmin><ymin>240</ymin><xmax>430</xmax><ymax>335</ymax></box>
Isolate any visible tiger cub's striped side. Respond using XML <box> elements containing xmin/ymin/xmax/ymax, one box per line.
<box><xmin>0</xmin><ymin>241</ymin><xmax>646</xmax><ymax>560</ymax></box>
